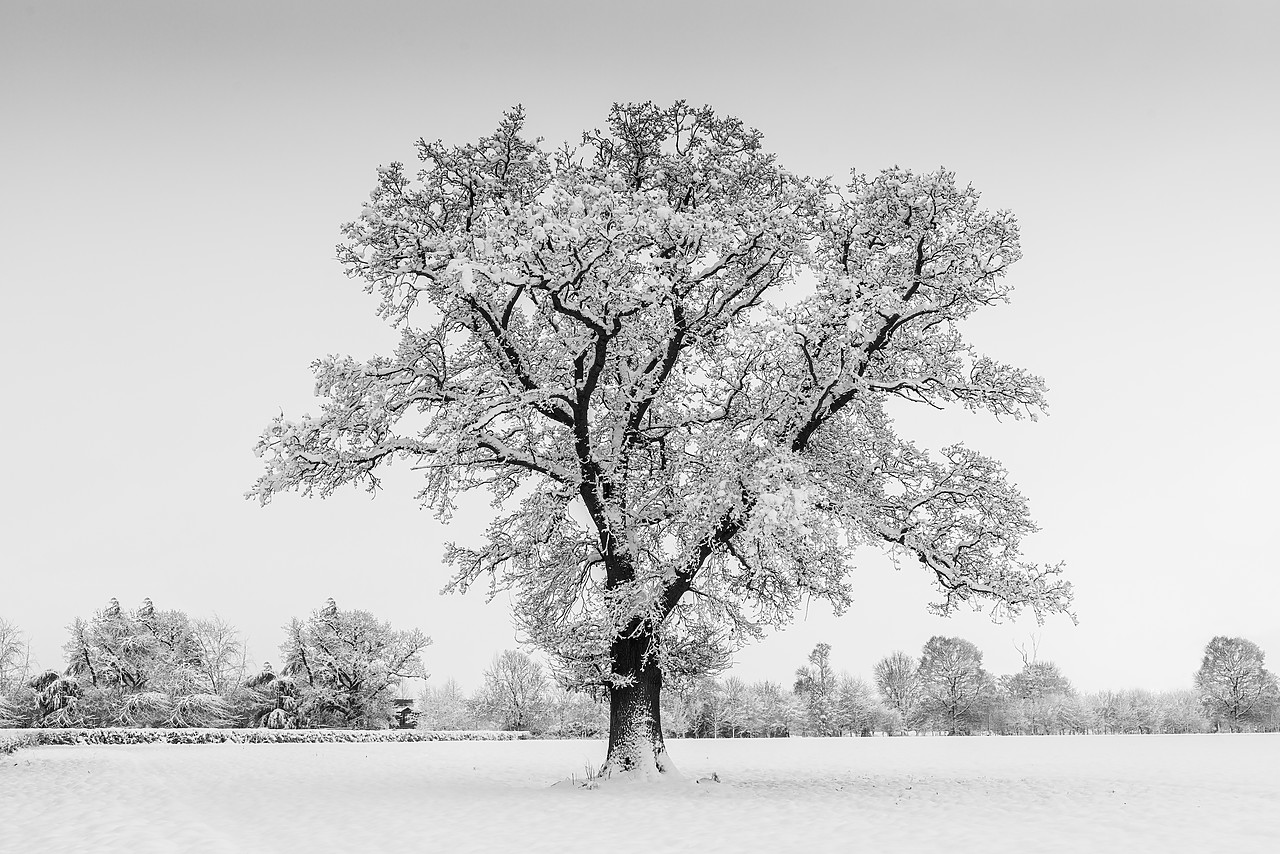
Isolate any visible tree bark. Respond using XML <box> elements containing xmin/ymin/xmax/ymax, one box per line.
<box><xmin>601</xmin><ymin>632</ymin><xmax>679</xmax><ymax>779</ymax></box>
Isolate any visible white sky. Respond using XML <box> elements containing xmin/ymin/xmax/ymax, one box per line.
<box><xmin>2</xmin><ymin>0</ymin><xmax>1277</xmax><ymax>693</ymax></box>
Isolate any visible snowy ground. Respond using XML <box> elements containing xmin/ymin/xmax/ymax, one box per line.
<box><xmin>3</xmin><ymin>734</ymin><xmax>1279</xmax><ymax>853</ymax></box>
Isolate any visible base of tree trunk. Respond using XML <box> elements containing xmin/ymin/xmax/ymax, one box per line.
<box><xmin>601</xmin><ymin>638</ymin><xmax>681</xmax><ymax>780</ymax></box>
<box><xmin>600</xmin><ymin>742</ymin><xmax>683</xmax><ymax>781</ymax></box>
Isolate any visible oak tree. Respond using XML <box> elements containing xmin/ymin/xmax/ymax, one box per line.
<box><xmin>249</xmin><ymin>102</ymin><xmax>1070</xmax><ymax>777</ymax></box>
<box><xmin>1195</xmin><ymin>636</ymin><xmax>1279</xmax><ymax>732</ymax></box>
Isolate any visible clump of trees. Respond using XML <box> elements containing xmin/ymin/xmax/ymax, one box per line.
<box><xmin>274</xmin><ymin>598</ymin><xmax>431</xmax><ymax>728</ymax></box>
<box><xmin>0</xmin><ymin>599</ymin><xmax>429</xmax><ymax>730</ymax></box>
<box><xmin>417</xmin><ymin>650</ymin><xmax>610</xmax><ymax>737</ymax></box>
<box><xmin>41</xmin><ymin>597</ymin><xmax>235</xmax><ymax>727</ymax></box>
<box><xmin>658</xmin><ymin>643</ymin><xmax>892</xmax><ymax>738</ymax></box>
<box><xmin>417</xmin><ymin>678</ymin><xmax>475</xmax><ymax>731</ymax></box>
<box><xmin>995</xmin><ymin>641</ymin><xmax>1075</xmax><ymax>735</ymax></box>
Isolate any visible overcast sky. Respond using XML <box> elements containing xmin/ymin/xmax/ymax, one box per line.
<box><xmin>2</xmin><ymin>0</ymin><xmax>1277</xmax><ymax>693</ymax></box>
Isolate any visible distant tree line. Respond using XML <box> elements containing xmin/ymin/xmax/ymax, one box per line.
<box><xmin>418</xmin><ymin>636</ymin><xmax>1280</xmax><ymax>738</ymax></box>
<box><xmin>0</xmin><ymin>599</ymin><xmax>428</xmax><ymax>730</ymax></box>
<box><xmin>3</xmin><ymin>608</ymin><xmax>1277</xmax><ymax>735</ymax></box>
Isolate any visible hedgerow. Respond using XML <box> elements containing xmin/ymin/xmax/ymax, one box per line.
<box><xmin>0</xmin><ymin>727</ymin><xmax>528</xmax><ymax>754</ymax></box>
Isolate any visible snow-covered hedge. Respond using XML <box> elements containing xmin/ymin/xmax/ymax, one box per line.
<box><xmin>0</xmin><ymin>728</ymin><xmax>529</xmax><ymax>752</ymax></box>
<box><xmin>0</xmin><ymin>732</ymin><xmax>39</xmax><ymax>756</ymax></box>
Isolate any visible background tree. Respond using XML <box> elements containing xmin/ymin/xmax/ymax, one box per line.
<box><xmin>1153</xmin><ymin>689</ymin><xmax>1211</xmax><ymax>734</ymax></box>
<box><xmin>243</xmin><ymin>661</ymin><xmax>304</xmax><ymax>728</ymax></box>
<box><xmin>719</xmin><ymin>675</ymin><xmax>752</xmax><ymax>737</ymax></box>
<box><xmin>0</xmin><ymin>693</ymin><xmax>20</xmax><ymax>727</ymax></box>
<box><xmin>248</xmin><ymin>102</ymin><xmax>1071</xmax><ymax>777</ymax></box>
<box><xmin>682</xmin><ymin>677</ymin><xmax>730</xmax><ymax>738</ymax></box>
<box><xmin>666</xmin><ymin>675</ymin><xmax>795</xmax><ymax>738</ymax></box>
<box><xmin>280</xmin><ymin>599</ymin><xmax>431</xmax><ymax>728</ymax></box>
<box><xmin>546</xmin><ymin>685</ymin><xmax>609</xmax><ymax>738</ymax></box>
<box><xmin>1053</xmin><ymin>692</ymin><xmax>1097</xmax><ymax>735</ymax></box>
<box><xmin>1261</xmin><ymin>696</ymin><xmax>1280</xmax><ymax>733</ymax></box>
<box><xmin>1194</xmin><ymin>636</ymin><xmax>1279</xmax><ymax>732</ymax></box>
<box><xmin>834</xmin><ymin>674</ymin><xmax>882</xmax><ymax>736</ymax></box>
<box><xmin>25</xmin><ymin>670</ymin><xmax>86</xmax><ymax>727</ymax></box>
<box><xmin>873</xmin><ymin>651</ymin><xmax>920</xmax><ymax>735</ymax></box>
<box><xmin>794</xmin><ymin>643</ymin><xmax>840</xmax><ymax>736</ymax></box>
<box><xmin>1087</xmin><ymin>688</ymin><xmax>1159</xmax><ymax>734</ymax></box>
<box><xmin>61</xmin><ymin>598</ymin><xmax>226</xmax><ymax>726</ymax></box>
<box><xmin>915</xmin><ymin>636</ymin><xmax>993</xmax><ymax>735</ymax></box>
<box><xmin>472</xmin><ymin>649</ymin><xmax>551</xmax><ymax>732</ymax></box>
<box><xmin>191</xmin><ymin>615</ymin><xmax>250</xmax><ymax>696</ymax></box>
<box><xmin>0</xmin><ymin>616</ymin><xmax>33</xmax><ymax>697</ymax></box>
<box><xmin>418</xmin><ymin>677</ymin><xmax>478</xmax><ymax>731</ymax></box>
<box><xmin>997</xmin><ymin>640</ymin><xmax>1074</xmax><ymax>735</ymax></box>
<box><xmin>659</xmin><ymin>683</ymin><xmax>697</xmax><ymax>738</ymax></box>
<box><xmin>747</xmin><ymin>680</ymin><xmax>795</xmax><ymax>737</ymax></box>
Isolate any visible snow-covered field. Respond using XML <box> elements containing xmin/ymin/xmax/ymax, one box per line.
<box><xmin>3</xmin><ymin>734</ymin><xmax>1278</xmax><ymax>853</ymax></box>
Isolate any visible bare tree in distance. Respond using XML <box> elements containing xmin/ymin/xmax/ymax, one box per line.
<box><xmin>0</xmin><ymin>618</ymin><xmax>34</xmax><ymax>726</ymax></box>
<box><xmin>998</xmin><ymin>636</ymin><xmax>1074</xmax><ymax>735</ymax></box>
<box><xmin>835</xmin><ymin>674</ymin><xmax>881</xmax><ymax>736</ymax></box>
<box><xmin>191</xmin><ymin>615</ymin><xmax>251</xmax><ymax>696</ymax></box>
<box><xmin>720</xmin><ymin>675</ymin><xmax>751</xmax><ymax>738</ymax></box>
<box><xmin>248</xmin><ymin>102</ymin><xmax>1072</xmax><ymax>777</ymax></box>
<box><xmin>546</xmin><ymin>685</ymin><xmax>609</xmax><ymax>738</ymax></box>
<box><xmin>0</xmin><ymin>617</ymin><xmax>33</xmax><ymax>695</ymax></box>
<box><xmin>473</xmin><ymin>649</ymin><xmax>551</xmax><ymax>732</ymax></box>
<box><xmin>873</xmin><ymin>651</ymin><xmax>920</xmax><ymax>735</ymax></box>
<box><xmin>749</xmin><ymin>680</ymin><xmax>795</xmax><ymax>737</ymax></box>
<box><xmin>1195</xmin><ymin>636</ymin><xmax>1279</xmax><ymax>732</ymax></box>
<box><xmin>916</xmin><ymin>636</ymin><xmax>993</xmax><ymax>735</ymax></box>
<box><xmin>794</xmin><ymin>642</ymin><xmax>840</xmax><ymax>736</ymax></box>
<box><xmin>417</xmin><ymin>677</ymin><xmax>477</xmax><ymax>731</ymax></box>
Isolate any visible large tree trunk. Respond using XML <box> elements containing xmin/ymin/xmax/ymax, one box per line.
<box><xmin>601</xmin><ymin>633</ymin><xmax>680</xmax><ymax>780</ymax></box>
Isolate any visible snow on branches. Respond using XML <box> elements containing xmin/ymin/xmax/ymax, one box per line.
<box><xmin>277</xmin><ymin>600</ymin><xmax>431</xmax><ymax>729</ymax></box>
<box><xmin>249</xmin><ymin>102</ymin><xmax>1071</xmax><ymax>690</ymax></box>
